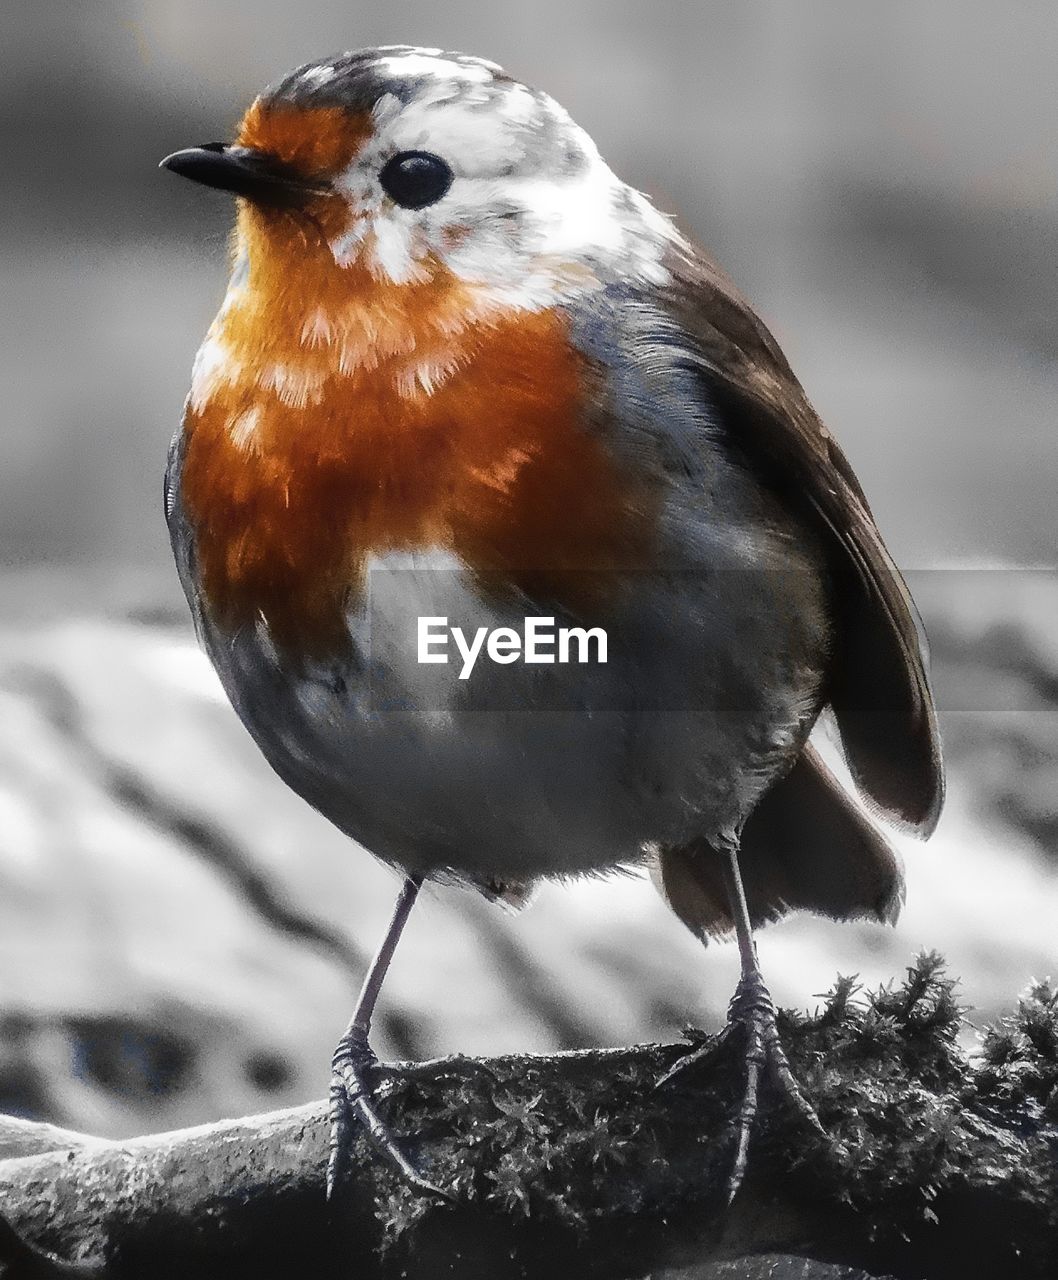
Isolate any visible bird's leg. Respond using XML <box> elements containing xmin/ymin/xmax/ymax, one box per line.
<box><xmin>328</xmin><ymin>874</ymin><xmax>448</xmax><ymax>1201</ymax></box>
<box><xmin>657</xmin><ymin>836</ymin><xmax>824</xmax><ymax>1203</ymax></box>
<box><xmin>717</xmin><ymin>838</ymin><xmax>824</xmax><ymax>1197</ymax></box>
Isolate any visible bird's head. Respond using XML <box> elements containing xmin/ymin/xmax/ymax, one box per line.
<box><xmin>162</xmin><ymin>46</ymin><xmax>676</xmax><ymax>311</ymax></box>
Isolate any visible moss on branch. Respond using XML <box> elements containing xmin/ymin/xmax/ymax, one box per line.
<box><xmin>0</xmin><ymin>955</ymin><xmax>1055</xmax><ymax>1280</ymax></box>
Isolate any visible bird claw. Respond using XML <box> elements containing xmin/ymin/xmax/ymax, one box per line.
<box><xmin>326</xmin><ymin>1029</ymin><xmax>452</xmax><ymax>1203</ymax></box>
<box><xmin>655</xmin><ymin>1023</ymin><xmax>735</xmax><ymax>1091</ymax></box>
<box><xmin>657</xmin><ymin>970</ymin><xmax>824</xmax><ymax>1205</ymax></box>
<box><xmin>397</xmin><ymin>1052</ymin><xmax>502</xmax><ymax>1090</ymax></box>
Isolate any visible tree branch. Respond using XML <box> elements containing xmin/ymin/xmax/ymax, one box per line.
<box><xmin>0</xmin><ymin>957</ymin><xmax>1054</xmax><ymax>1280</ymax></box>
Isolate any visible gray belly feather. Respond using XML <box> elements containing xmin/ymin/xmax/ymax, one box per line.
<box><xmin>184</xmin><ymin>523</ymin><xmax>830</xmax><ymax>885</ymax></box>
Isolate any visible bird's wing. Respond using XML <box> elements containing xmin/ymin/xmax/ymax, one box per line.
<box><xmin>659</xmin><ymin>246</ymin><xmax>943</xmax><ymax>834</ymax></box>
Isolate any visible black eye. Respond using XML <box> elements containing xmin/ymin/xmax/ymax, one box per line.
<box><xmin>379</xmin><ymin>151</ymin><xmax>453</xmax><ymax>209</ymax></box>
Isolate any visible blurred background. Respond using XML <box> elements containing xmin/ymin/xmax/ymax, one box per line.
<box><xmin>1</xmin><ymin>1</ymin><xmax>1056</xmax><ymax>1139</ymax></box>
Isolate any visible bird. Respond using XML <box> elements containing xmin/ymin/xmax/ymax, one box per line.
<box><xmin>160</xmin><ymin>45</ymin><xmax>943</xmax><ymax>1204</ymax></box>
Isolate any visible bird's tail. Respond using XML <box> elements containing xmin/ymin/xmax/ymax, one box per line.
<box><xmin>653</xmin><ymin>743</ymin><xmax>904</xmax><ymax>940</ymax></box>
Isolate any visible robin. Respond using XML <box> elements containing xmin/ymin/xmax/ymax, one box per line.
<box><xmin>161</xmin><ymin>46</ymin><xmax>943</xmax><ymax>1202</ymax></box>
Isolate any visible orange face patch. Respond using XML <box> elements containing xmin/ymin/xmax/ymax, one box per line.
<box><xmin>179</xmin><ymin>155</ymin><xmax>659</xmax><ymax>658</ymax></box>
<box><xmin>237</xmin><ymin>100</ymin><xmax>370</xmax><ymax>182</ymax></box>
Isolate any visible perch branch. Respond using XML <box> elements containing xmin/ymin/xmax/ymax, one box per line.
<box><xmin>0</xmin><ymin>958</ymin><xmax>1054</xmax><ymax>1280</ymax></box>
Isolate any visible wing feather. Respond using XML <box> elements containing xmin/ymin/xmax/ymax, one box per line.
<box><xmin>661</xmin><ymin>248</ymin><xmax>943</xmax><ymax>833</ymax></box>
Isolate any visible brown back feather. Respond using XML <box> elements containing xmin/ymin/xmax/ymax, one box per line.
<box><xmin>662</xmin><ymin>248</ymin><xmax>943</xmax><ymax>833</ymax></box>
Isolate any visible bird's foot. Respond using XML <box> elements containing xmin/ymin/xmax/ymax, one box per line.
<box><xmin>657</xmin><ymin>969</ymin><xmax>824</xmax><ymax>1204</ymax></box>
<box><xmin>327</xmin><ymin>1028</ymin><xmax>451</xmax><ymax>1203</ymax></box>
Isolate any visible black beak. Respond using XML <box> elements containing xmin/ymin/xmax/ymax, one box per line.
<box><xmin>159</xmin><ymin>143</ymin><xmax>326</xmax><ymax>207</ymax></box>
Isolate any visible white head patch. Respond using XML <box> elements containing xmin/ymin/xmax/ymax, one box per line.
<box><xmin>289</xmin><ymin>48</ymin><xmax>685</xmax><ymax>309</ymax></box>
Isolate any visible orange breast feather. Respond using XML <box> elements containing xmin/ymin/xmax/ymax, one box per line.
<box><xmin>180</xmin><ymin>205</ymin><xmax>657</xmax><ymax>657</ymax></box>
